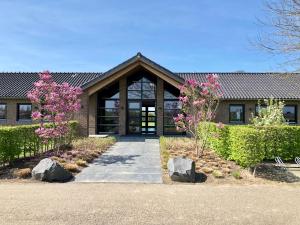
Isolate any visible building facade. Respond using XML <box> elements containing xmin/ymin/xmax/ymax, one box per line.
<box><xmin>0</xmin><ymin>53</ymin><xmax>300</xmax><ymax>136</ymax></box>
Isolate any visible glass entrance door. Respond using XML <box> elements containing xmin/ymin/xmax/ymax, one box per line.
<box><xmin>127</xmin><ymin>100</ymin><xmax>156</xmax><ymax>135</ymax></box>
<box><xmin>141</xmin><ymin>104</ymin><xmax>156</xmax><ymax>135</ymax></box>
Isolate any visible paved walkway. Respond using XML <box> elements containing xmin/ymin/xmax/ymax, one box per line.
<box><xmin>75</xmin><ymin>136</ymin><xmax>162</xmax><ymax>183</ymax></box>
<box><xmin>1</xmin><ymin>183</ymin><xmax>300</xmax><ymax>225</ymax></box>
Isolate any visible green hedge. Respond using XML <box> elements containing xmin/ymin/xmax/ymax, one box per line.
<box><xmin>0</xmin><ymin>121</ymin><xmax>78</xmax><ymax>166</ymax></box>
<box><xmin>205</xmin><ymin>123</ymin><xmax>300</xmax><ymax>168</ymax></box>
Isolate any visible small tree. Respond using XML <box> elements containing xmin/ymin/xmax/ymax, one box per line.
<box><xmin>251</xmin><ymin>98</ymin><xmax>286</xmax><ymax>126</ymax></box>
<box><xmin>27</xmin><ymin>71</ymin><xmax>82</xmax><ymax>149</ymax></box>
<box><xmin>174</xmin><ymin>74</ymin><xmax>222</xmax><ymax>156</ymax></box>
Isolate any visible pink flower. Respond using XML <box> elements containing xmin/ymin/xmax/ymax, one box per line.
<box><xmin>216</xmin><ymin>122</ymin><xmax>224</xmax><ymax>129</ymax></box>
<box><xmin>31</xmin><ymin>111</ymin><xmax>42</xmax><ymax>120</ymax></box>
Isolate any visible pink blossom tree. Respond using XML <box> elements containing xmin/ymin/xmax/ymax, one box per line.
<box><xmin>27</xmin><ymin>71</ymin><xmax>82</xmax><ymax>148</ymax></box>
<box><xmin>174</xmin><ymin>74</ymin><xmax>222</xmax><ymax>156</ymax></box>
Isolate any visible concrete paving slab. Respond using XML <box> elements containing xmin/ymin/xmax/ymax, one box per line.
<box><xmin>75</xmin><ymin>136</ymin><xmax>163</xmax><ymax>183</ymax></box>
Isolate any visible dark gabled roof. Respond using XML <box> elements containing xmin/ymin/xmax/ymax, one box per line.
<box><xmin>0</xmin><ymin>72</ymin><xmax>102</xmax><ymax>99</ymax></box>
<box><xmin>1</xmin><ymin>53</ymin><xmax>300</xmax><ymax>100</ymax></box>
<box><xmin>81</xmin><ymin>52</ymin><xmax>184</xmax><ymax>89</ymax></box>
<box><xmin>177</xmin><ymin>72</ymin><xmax>300</xmax><ymax>100</ymax></box>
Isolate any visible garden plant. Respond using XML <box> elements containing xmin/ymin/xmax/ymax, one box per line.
<box><xmin>174</xmin><ymin>74</ymin><xmax>222</xmax><ymax>156</ymax></box>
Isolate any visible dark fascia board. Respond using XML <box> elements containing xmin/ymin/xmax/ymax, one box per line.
<box><xmin>81</xmin><ymin>52</ymin><xmax>184</xmax><ymax>90</ymax></box>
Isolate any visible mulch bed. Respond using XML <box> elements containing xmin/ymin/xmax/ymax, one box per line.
<box><xmin>161</xmin><ymin>137</ymin><xmax>300</xmax><ymax>184</ymax></box>
<box><xmin>0</xmin><ymin>137</ymin><xmax>116</xmax><ymax>180</ymax></box>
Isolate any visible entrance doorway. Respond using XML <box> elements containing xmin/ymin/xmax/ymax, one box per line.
<box><xmin>141</xmin><ymin>102</ymin><xmax>156</xmax><ymax>135</ymax></box>
<box><xmin>127</xmin><ymin>100</ymin><xmax>156</xmax><ymax>135</ymax></box>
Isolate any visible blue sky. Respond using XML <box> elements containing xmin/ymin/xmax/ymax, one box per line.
<box><xmin>0</xmin><ymin>0</ymin><xmax>288</xmax><ymax>72</ymax></box>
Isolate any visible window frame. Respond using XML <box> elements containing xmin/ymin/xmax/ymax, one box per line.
<box><xmin>163</xmin><ymin>82</ymin><xmax>183</xmax><ymax>135</ymax></box>
<box><xmin>229</xmin><ymin>104</ymin><xmax>245</xmax><ymax>124</ymax></box>
<box><xmin>17</xmin><ymin>103</ymin><xmax>32</xmax><ymax>121</ymax></box>
<box><xmin>0</xmin><ymin>103</ymin><xmax>7</xmax><ymax>120</ymax></box>
<box><xmin>97</xmin><ymin>83</ymin><xmax>120</xmax><ymax>134</ymax></box>
<box><xmin>283</xmin><ymin>104</ymin><xmax>297</xmax><ymax>124</ymax></box>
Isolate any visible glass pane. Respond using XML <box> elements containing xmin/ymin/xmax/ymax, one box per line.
<box><xmin>99</xmin><ymin>108</ymin><xmax>119</xmax><ymax>117</ymax></box>
<box><xmin>148</xmin><ymin>107</ymin><xmax>155</xmax><ymax>111</ymax></box>
<box><xmin>18</xmin><ymin>104</ymin><xmax>32</xmax><ymax>120</ymax></box>
<box><xmin>129</xmin><ymin>110</ymin><xmax>140</xmax><ymax>118</ymax></box>
<box><xmin>142</xmin><ymin>107</ymin><xmax>146</xmax><ymax>111</ymax></box>
<box><xmin>0</xmin><ymin>104</ymin><xmax>6</xmax><ymax>119</ymax></box>
<box><xmin>229</xmin><ymin>105</ymin><xmax>244</xmax><ymax>123</ymax></box>
<box><xmin>142</xmin><ymin>91</ymin><xmax>155</xmax><ymax>99</ymax></box>
<box><xmin>129</xmin><ymin>126</ymin><xmax>140</xmax><ymax>133</ymax></box>
<box><xmin>128</xmin><ymin>91</ymin><xmax>141</xmax><ymax>99</ymax></box>
<box><xmin>129</xmin><ymin>102</ymin><xmax>140</xmax><ymax>109</ymax></box>
<box><xmin>142</xmin><ymin>82</ymin><xmax>155</xmax><ymax>90</ymax></box>
<box><xmin>128</xmin><ymin>117</ymin><xmax>140</xmax><ymax>126</ymax></box>
<box><xmin>148</xmin><ymin>112</ymin><xmax>156</xmax><ymax>117</ymax></box>
<box><xmin>148</xmin><ymin>116</ymin><xmax>156</xmax><ymax>122</ymax></box>
<box><xmin>128</xmin><ymin>82</ymin><xmax>141</xmax><ymax>90</ymax></box>
<box><xmin>104</xmin><ymin>100</ymin><xmax>120</xmax><ymax>109</ymax></box>
<box><xmin>284</xmin><ymin>106</ymin><xmax>296</xmax><ymax>123</ymax></box>
<box><xmin>164</xmin><ymin>90</ymin><xmax>178</xmax><ymax>99</ymax></box>
<box><xmin>142</xmin><ymin>77</ymin><xmax>151</xmax><ymax>82</ymax></box>
<box><xmin>98</xmin><ymin>125</ymin><xmax>118</xmax><ymax>133</ymax></box>
<box><xmin>164</xmin><ymin>117</ymin><xmax>175</xmax><ymax>126</ymax></box>
<box><xmin>148</xmin><ymin>122</ymin><xmax>156</xmax><ymax>127</ymax></box>
<box><xmin>164</xmin><ymin>109</ymin><xmax>180</xmax><ymax>118</ymax></box>
<box><xmin>99</xmin><ymin>117</ymin><xmax>119</xmax><ymax>125</ymax></box>
<box><xmin>164</xmin><ymin>101</ymin><xmax>181</xmax><ymax>110</ymax></box>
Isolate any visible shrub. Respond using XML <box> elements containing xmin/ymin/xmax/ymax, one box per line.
<box><xmin>0</xmin><ymin>121</ymin><xmax>78</xmax><ymax>166</ymax></box>
<box><xmin>232</xmin><ymin>170</ymin><xmax>242</xmax><ymax>179</ymax></box>
<box><xmin>212</xmin><ymin>170</ymin><xmax>224</xmax><ymax>178</ymax></box>
<box><xmin>251</xmin><ymin>99</ymin><xmax>286</xmax><ymax>126</ymax></box>
<box><xmin>258</xmin><ymin>126</ymin><xmax>300</xmax><ymax>160</ymax></box>
<box><xmin>205</xmin><ymin>123</ymin><xmax>230</xmax><ymax>159</ymax></box>
<box><xmin>205</xmin><ymin>123</ymin><xmax>300</xmax><ymax>169</ymax></box>
<box><xmin>229</xmin><ymin>126</ymin><xmax>265</xmax><ymax>168</ymax></box>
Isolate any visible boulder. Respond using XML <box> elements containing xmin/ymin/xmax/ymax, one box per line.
<box><xmin>32</xmin><ymin>158</ymin><xmax>73</xmax><ymax>182</ymax></box>
<box><xmin>167</xmin><ymin>157</ymin><xmax>196</xmax><ymax>182</ymax></box>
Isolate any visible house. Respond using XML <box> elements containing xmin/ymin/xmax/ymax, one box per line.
<box><xmin>0</xmin><ymin>53</ymin><xmax>300</xmax><ymax>136</ymax></box>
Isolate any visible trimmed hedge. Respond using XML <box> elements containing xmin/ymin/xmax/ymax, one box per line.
<box><xmin>0</xmin><ymin>121</ymin><xmax>78</xmax><ymax>166</ymax></box>
<box><xmin>205</xmin><ymin>123</ymin><xmax>300</xmax><ymax>168</ymax></box>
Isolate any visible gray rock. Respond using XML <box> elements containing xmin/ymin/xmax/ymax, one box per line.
<box><xmin>167</xmin><ymin>157</ymin><xmax>196</xmax><ymax>182</ymax></box>
<box><xmin>32</xmin><ymin>158</ymin><xmax>73</xmax><ymax>182</ymax></box>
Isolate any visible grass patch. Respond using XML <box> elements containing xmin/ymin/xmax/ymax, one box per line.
<box><xmin>160</xmin><ymin>137</ymin><xmax>170</xmax><ymax>170</ymax></box>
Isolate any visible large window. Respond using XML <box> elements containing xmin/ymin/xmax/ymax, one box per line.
<box><xmin>17</xmin><ymin>104</ymin><xmax>32</xmax><ymax>121</ymax></box>
<box><xmin>127</xmin><ymin>73</ymin><xmax>157</xmax><ymax>134</ymax></box>
<box><xmin>127</xmin><ymin>75</ymin><xmax>156</xmax><ymax>100</ymax></box>
<box><xmin>97</xmin><ymin>82</ymin><xmax>120</xmax><ymax>134</ymax></box>
<box><xmin>0</xmin><ymin>104</ymin><xmax>7</xmax><ymax>120</ymax></box>
<box><xmin>229</xmin><ymin>104</ymin><xmax>245</xmax><ymax>124</ymax></box>
<box><xmin>284</xmin><ymin>105</ymin><xmax>297</xmax><ymax>124</ymax></box>
<box><xmin>163</xmin><ymin>83</ymin><xmax>181</xmax><ymax>134</ymax></box>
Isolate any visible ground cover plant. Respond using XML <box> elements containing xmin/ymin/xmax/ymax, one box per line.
<box><xmin>0</xmin><ymin>137</ymin><xmax>116</xmax><ymax>180</ymax></box>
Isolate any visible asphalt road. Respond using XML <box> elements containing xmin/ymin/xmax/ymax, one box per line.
<box><xmin>0</xmin><ymin>182</ymin><xmax>299</xmax><ymax>225</ymax></box>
